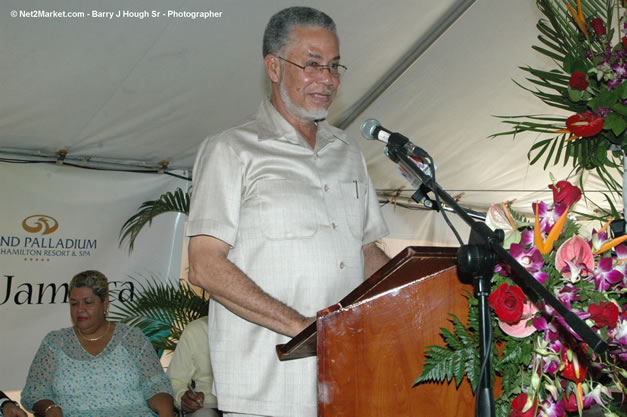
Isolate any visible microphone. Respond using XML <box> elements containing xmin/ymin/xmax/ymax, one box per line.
<box><xmin>362</xmin><ymin>118</ymin><xmax>437</xmax><ymax>209</ymax></box>
<box><xmin>360</xmin><ymin>119</ymin><xmax>408</xmax><ymax>147</ymax></box>
<box><xmin>360</xmin><ymin>119</ymin><xmax>428</xmax><ymax>158</ymax></box>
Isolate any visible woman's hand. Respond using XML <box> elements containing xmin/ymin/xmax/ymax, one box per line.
<box><xmin>45</xmin><ymin>405</ymin><xmax>64</xmax><ymax>417</ymax></box>
<box><xmin>32</xmin><ymin>400</ymin><xmax>64</xmax><ymax>417</ymax></box>
<box><xmin>147</xmin><ymin>392</ymin><xmax>176</xmax><ymax>417</ymax></box>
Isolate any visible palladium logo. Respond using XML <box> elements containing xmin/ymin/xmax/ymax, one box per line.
<box><xmin>22</xmin><ymin>215</ymin><xmax>59</xmax><ymax>235</ymax></box>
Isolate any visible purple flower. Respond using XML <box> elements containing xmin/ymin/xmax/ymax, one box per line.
<box><xmin>510</xmin><ymin>243</ymin><xmax>545</xmax><ymax>272</ymax></box>
<box><xmin>557</xmin><ymin>284</ymin><xmax>580</xmax><ymax>309</ymax></box>
<box><xmin>596</xmin><ymin>106</ymin><xmax>612</xmax><ymax>117</ymax></box>
<box><xmin>615</xmin><ymin>243</ymin><xmax>627</xmax><ymax>260</ymax></box>
<box><xmin>593</xmin><ymin>257</ymin><xmax>623</xmax><ymax>291</ymax></box>
<box><xmin>611</xmin><ymin>62</ymin><xmax>626</xmax><ymax>78</ymax></box>
<box><xmin>608</xmin><ymin>318</ymin><xmax>627</xmax><ymax>346</ymax></box>
<box><xmin>544</xmin><ymin>359</ymin><xmax>560</xmax><ymax>376</ymax></box>
<box><xmin>540</xmin><ymin>397</ymin><xmax>565</xmax><ymax>417</ymax></box>
<box><xmin>532</xmin><ymin>270</ymin><xmax>549</xmax><ymax>284</ymax></box>
<box><xmin>532</xmin><ymin>202</ymin><xmax>566</xmax><ymax>235</ymax></box>
<box><xmin>555</xmin><ymin>310</ymin><xmax>591</xmax><ymax>341</ymax></box>
<box><xmin>536</xmin><ymin>354</ymin><xmax>561</xmax><ymax>376</ymax></box>
<box><xmin>586</xmin><ymin>384</ymin><xmax>612</xmax><ymax>407</ymax></box>
<box><xmin>533</xmin><ymin>316</ymin><xmax>548</xmax><ymax>331</ymax></box>
<box><xmin>521</xmin><ymin>230</ymin><xmax>534</xmax><ymax>247</ymax></box>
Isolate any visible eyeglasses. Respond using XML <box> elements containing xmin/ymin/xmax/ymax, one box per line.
<box><xmin>277</xmin><ymin>56</ymin><xmax>347</xmax><ymax>77</ymax></box>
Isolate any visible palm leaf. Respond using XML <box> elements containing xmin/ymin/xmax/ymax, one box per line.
<box><xmin>119</xmin><ymin>187</ymin><xmax>191</xmax><ymax>253</ymax></box>
<box><xmin>109</xmin><ymin>277</ymin><xmax>209</xmax><ymax>353</ymax></box>
<box><xmin>492</xmin><ymin>0</ymin><xmax>625</xmax><ymax>190</ymax></box>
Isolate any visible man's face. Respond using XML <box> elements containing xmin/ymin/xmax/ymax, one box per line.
<box><xmin>277</xmin><ymin>26</ymin><xmax>340</xmax><ymax>121</ymax></box>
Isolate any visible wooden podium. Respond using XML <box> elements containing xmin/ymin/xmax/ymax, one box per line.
<box><xmin>277</xmin><ymin>246</ymin><xmax>476</xmax><ymax>417</ymax></box>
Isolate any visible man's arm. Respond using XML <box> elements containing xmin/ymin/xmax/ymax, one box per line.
<box><xmin>362</xmin><ymin>241</ymin><xmax>390</xmax><ymax>279</ymax></box>
<box><xmin>188</xmin><ymin>235</ymin><xmax>313</xmax><ymax>337</ymax></box>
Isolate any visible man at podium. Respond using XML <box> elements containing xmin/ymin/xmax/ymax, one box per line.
<box><xmin>187</xmin><ymin>6</ymin><xmax>390</xmax><ymax>417</ymax></box>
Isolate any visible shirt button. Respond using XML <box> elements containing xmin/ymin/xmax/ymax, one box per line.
<box><xmin>324</xmin><ymin>184</ymin><xmax>329</xmax><ymax>192</ymax></box>
<box><xmin>332</xmin><ymin>222</ymin><xmax>337</xmax><ymax>230</ymax></box>
<box><xmin>339</xmin><ymin>262</ymin><xmax>345</xmax><ymax>269</ymax></box>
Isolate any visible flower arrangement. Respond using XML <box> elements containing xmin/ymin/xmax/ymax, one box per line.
<box><xmin>416</xmin><ymin>181</ymin><xmax>626</xmax><ymax>417</ymax></box>
<box><xmin>491</xmin><ymin>0</ymin><xmax>627</xmax><ymax>193</ymax></box>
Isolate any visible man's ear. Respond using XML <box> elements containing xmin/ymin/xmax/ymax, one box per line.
<box><xmin>264</xmin><ymin>54</ymin><xmax>281</xmax><ymax>83</ymax></box>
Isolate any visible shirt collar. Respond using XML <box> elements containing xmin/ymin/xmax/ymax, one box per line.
<box><xmin>256</xmin><ymin>98</ymin><xmax>348</xmax><ymax>147</ymax></box>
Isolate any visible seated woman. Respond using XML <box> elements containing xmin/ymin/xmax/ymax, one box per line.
<box><xmin>21</xmin><ymin>270</ymin><xmax>175</xmax><ymax>417</ymax></box>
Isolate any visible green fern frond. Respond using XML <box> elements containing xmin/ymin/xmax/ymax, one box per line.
<box><xmin>415</xmin><ymin>312</ymin><xmax>481</xmax><ymax>391</ymax></box>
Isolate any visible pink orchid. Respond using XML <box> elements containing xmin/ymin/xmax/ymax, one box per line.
<box><xmin>540</xmin><ymin>397</ymin><xmax>565</xmax><ymax>417</ymax></box>
<box><xmin>591</xmin><ymin>227</ymin><xmax>610</xmax><ymax>252</ymax></box>
<box><xmin>608</xmin><ymin>318</ymin><xmax>627</xmax><ymax>346</ymax></box>
<box><xmin>531</xmin><ymin>270</ymin><xmax>549</xmax><ymax>285</ymax></box>
<box><xmin>510</xmin><ymin>243</ymin><xmax>545</xmax><ymax>272</ymax></box>
<box><xmin>557</xmin><ymin>284</ymin><xmax>580</xmax><ymax>309</ymax></box>
<box><xmin>555</xmin><ymin>310</ymin><xmax>591</xmax><ymax>341</ymax></box>
<box><xmin>497</xmin><ymin>301</ymin><xmax>539</xmax><ymax>338</ymax></box>
<box><xmin>585</xmin><ymin>383</ymin><xmax>612</xmax><ymax>408</ymax></box>
<box><xmin>592</xmin><ymin>257</ymin><xmax>623</xmax><ymax>291</ymax></box>
<box><xmin>532</xmin><ymin>316</ymin><xmax>548</xmax><ymax>331</ymax></box>
<box><xmin>520</xmin><ymin>230</ymin><xmax>534</xmax><ymax>246</ymax></box>
<box><xmin>614</xmin><ymin>243</ymin><xmax>627</xmax><ymax>260</ymax></box>
<box><xmin>555</xmin><ymin>236</ymin><xmax>594</xmax><ymax>282</ymax></box>
<box><xmin>532</xmin><ymin>339</ymin><xmax>561</xmax><ymax>376</ymax></box>
<box><xmin>532</xmin><ymin>201</ymin><xmax>567</xmax><ymax>235</ymax></box>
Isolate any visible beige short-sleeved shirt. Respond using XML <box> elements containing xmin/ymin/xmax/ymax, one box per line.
<box><xmin>166</xmin><ymin>317</ymin><xmax>217</xmax><ymax>408</ymax></box>
<box><xmin>187</xmin><ymin>99</ymin><xmax>388</xmax><ymax>417</ymax></box>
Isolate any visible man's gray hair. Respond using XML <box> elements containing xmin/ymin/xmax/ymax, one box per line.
<box><xmin>263</xmin><ymin>7</ymin><xmax>336</xmax><ymax>57</ymax></box>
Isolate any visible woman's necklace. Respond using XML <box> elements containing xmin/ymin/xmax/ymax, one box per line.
<box><xmin>76</xmin><ymin>321</ymin><xmax>111</xmax><ymax>342</ymax></box>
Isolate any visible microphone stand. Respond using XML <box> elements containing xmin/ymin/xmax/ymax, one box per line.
<box><xmin>382</xmin><ymin>137</ymin><xmax>609</xmax><ymax>417</ymax></box>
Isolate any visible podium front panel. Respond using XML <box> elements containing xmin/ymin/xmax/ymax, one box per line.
<box><xmin>316</xmin><ymin>260</ymin><xmax>475</xmax><ymax>416</ymax></box>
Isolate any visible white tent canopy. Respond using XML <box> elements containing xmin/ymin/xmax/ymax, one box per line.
<box><xmin>0</xmin><ymin>0</ymin><xmax>619</xmax><ymax>245</ymax></box>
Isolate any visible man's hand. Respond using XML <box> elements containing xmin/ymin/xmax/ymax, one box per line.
<box><xmin>181</xmin><ymin>390</ymin><xmax>204</xmax><ymax>413</ymax></box>
<box><xmin>2</xmin><ymin>402</ymin><xmax>27</xmax><ymax>417</ymax></box>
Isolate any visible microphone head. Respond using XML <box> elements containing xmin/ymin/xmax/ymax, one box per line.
<box><xmin>360</xmin><ymin>119</ymin><xmax>380</xmax><ymax>140</ymax></box>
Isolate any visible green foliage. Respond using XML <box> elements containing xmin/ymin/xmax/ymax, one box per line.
<box><xmin>109</xmin><ymin>277</ymin><xmax>208</xmax><ymax>353</ymax></box>
<box><xmin>414</xmin><ymin>313</ymin><xmax>480</xmax><ymax>390</ymax></box>
<box><xmin>119</xmin><ymin>187</ymin><xmax>191</xmax><ymax>253</ymax></box>
<box><xmin>490</xmin><ymin>0</ymin><xmax>625</xmax><ymax>193</ymax></box>
<box><xmin>417</xmin><ymin>292</ymin><xmax>539</xmax><ymax>416</ymax></box>
<box><xmin>415</xmin><ymin>292</ymin><xmax>483</xmax><ymax>389</ymax></box>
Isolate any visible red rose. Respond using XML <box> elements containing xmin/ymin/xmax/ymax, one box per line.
<box><xmin>590</xmin><ymin>18</ymin><xmax>606</xmax><ymax>36</ymax></box>
<box><xmin>565</xmin><ymin>112</ymin><xmax>603</xmax><ymax>137</ymax></box>
<box><xmin>509</xmin><ymin>393</ymin><xmax>537</xmax><ymax>417</ymax></box>
<box><xmin>623</xmin><ymin>37</ymin><xmax>627</xmax><ymax>50</ymax></box>
<box><xmin>588</xmin><ymin>301</ymin><xmax>619</xmax><ymax>327</ymax></box>
<box><xmin>569</xmin><ymin>72</ymin><xmax>589</xmax><ymax>90</ymax></box>
<box><xmin>549</xmin><ymin>181</ymin><xmax>582</xmax><ymax>208</ymax></box>
<box><xmin>488</xmin><ymin>283</ymin><xmax>528</xmax><ymax>324</ymax></box>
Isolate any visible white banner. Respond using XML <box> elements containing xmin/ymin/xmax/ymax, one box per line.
<box><xmin>0</xmin><ymin>162</ymin><xmax>188</xmax><ymax>389</ymax></box>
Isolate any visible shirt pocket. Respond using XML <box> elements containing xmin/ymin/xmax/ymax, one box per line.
<box><xmin>339</xmin><ymin>180</ymin><xmax>364</xmax><ymax>241</ymax></box>
<box><xmin>257</xmin><ymin>179</ymin><xmax>320</xmax><ymax>240</ymax></box>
